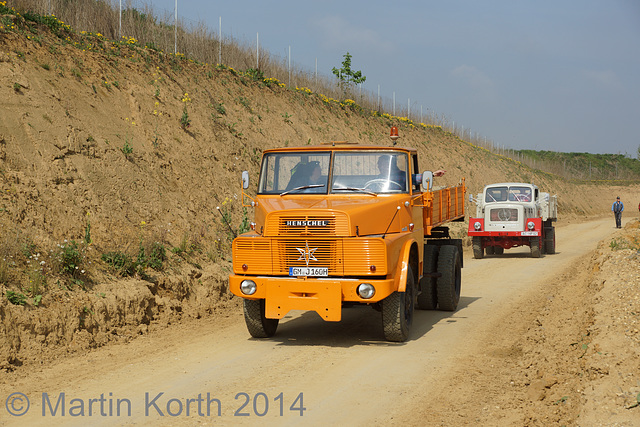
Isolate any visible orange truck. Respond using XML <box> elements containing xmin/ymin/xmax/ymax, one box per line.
<box><xmin>229</xmin><ymin>130</ymin><xmax>466</xmax><ymax>341</ymax></box>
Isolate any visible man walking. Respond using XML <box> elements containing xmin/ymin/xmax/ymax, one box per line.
<box><xmin>612</xmin><ymin>196</ymin><xmax>624</xmax><ymax>228</ymax></box>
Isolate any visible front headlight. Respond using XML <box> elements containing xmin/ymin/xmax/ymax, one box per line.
<box><xmin>357</xmin><ymin>283</ymin><xmax>375</xmax><ymax>299</ymax></box>
<box><xmin>240</xmin><ymin>280</ymin><xmax>257</xmax><ymax>295</ymax></box>
<box><xmin>474</xmin><ymin>221</ymin><xmax>482</xmax><ymax>231</ymax></box>
<box><xmin>527</xmin><ymin>221</ymin><xmax>535</xmax><ymax>230</ymax></box>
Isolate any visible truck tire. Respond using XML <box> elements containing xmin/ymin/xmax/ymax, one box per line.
<box><xmin>544</xmin><ymin>226</ymin><xmax>556</xmax><ymax>254</ymax></box>
<box><xmin>417</xmin><ymin>245</ymin><xmax>438</xmax><ymax>310</ymax></box>
<box><xmin>494</xmin><ymin>246</ymin><xmax>504</xmax><ymax>255</ymax></box>
<box><xmin>243</xmin><ymin>299</ymin><xmax>279</xmax><ymax>338</ymax></box>
<box><xmin>530</xmin><ymin>236</ymin><xmax>542</xmax><ymax>258</ymax></box>
<box><xmin>472</xmin><ymin>237</ymin><xmax>484</xmax><ymax>259</ymax></box>
<box><xmin>382</xmin><ymin>265</ymin><xmax>415</xmax><ymax>342</ymax></box>
<box><xmin>486</xmin><ymin>246</ymin><xmax>495</xmax><ymax>255</ymax></box>
<box><xmin>436</xmin><ymin>245</ymin><xmax>461</xmax><ymax>311</ymax></box>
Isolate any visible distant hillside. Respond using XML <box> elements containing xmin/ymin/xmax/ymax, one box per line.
<box><xmin>513</xmin><ymin>150</ymin><xmax>640</xmax><ymax>181</ymax></box>
<box><xmin>7</xmin><ymin>0</ymin><xmax>637</xmax><ymax>172</ymax></box>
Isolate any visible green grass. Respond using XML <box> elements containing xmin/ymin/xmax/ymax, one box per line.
<box><xmin>515</xmin><ymin>150</ymin><xmax>640</xmax><ymax>180</ymax></box>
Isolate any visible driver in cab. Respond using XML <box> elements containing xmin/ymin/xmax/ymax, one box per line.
<box><xmin>376</xmin><ymin>154</ymin><xmax>407</xmax><ymax>190</ymax></box>
<box><xmin>376</xmin><ymin>154</ymin><xmax>446</xmax><ymax>192</ymax></box>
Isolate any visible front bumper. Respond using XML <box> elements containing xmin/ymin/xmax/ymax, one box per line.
<box><xmin>229</xmin><ymin>275</ymin><xmax>395</xmax><ymax>321</ymax></box>
<box><xmin>468</xmin><ymin>217</ymin><xmax>541</xmax><ymax>237</ymax></box>
<box><xmin>467</xmin><ymin>230</ymin><xmax>540</xmax><ymax>237</ymax></box>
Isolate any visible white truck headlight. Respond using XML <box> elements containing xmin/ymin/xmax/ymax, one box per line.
<box><xmin>357</xmin><ymin>283</ymin><xmax>375</xmax><ymax>299</ymax></box>
<box><xmin>527</xmin><ymin>221</ymin><xmax>535</xmax><ymax>230</ymax></box>
<box><xmin>474</xmin><ymin>221</ymin><xmax>482</xmax><ymax>231</ymax></box>
<box><xmin>240</xmin><ymin>280</ymin><xmax>257</xmax><ymax>295</ymax></box>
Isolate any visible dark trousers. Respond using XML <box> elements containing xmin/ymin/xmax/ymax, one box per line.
<box><xmin>614</xmin><ymin>211</ymin><xmax>622</xmax><ymax>228</ymax></box>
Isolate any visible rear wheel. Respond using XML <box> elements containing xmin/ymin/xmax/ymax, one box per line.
<box><xmin>382</xmin><ymin>265</ymin><xmax>415</xmax><ymax>342</ymax></box>
<box><xmin>486</xmin><ymin>246</ymin><xmax>495</xmax><ymax>255</ymax></box>
<box><xmin>243</xmin><ymin>299</ymin><xmax>279</xmax><ymax>338</ymax></box>
<box><xmin>417</xmin><ymin>246</ymin><xmax>438</xmax><ymax>310</ymax></box>
<box><xmin>544</xmin><ymin>226</ymin><xmax>556</xmax><ymax>254</ymax></box>
<box><xmin>436</xmin><ymin>245</ymin><xmax>462</xmax><ymax>311</ymax></box>
<box><xmin>472</xmin><ymin>237</ymin><xmax>484</xmax><ymax>259</ymax></box>
<box><xmin>494</xmin><ymin>246</ymin><xmax>504</xmax><ymax>255</ymax></box>
<box><xmin>530</xmin><ymin>236</ymin><xmax>542</xmax><ymax>258</ymax></box>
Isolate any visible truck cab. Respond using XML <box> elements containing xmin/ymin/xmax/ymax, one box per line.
<box><xmin>230</xmin><ymin>137</ymin><xmax>465</xmax><ymax>342</ymax></box>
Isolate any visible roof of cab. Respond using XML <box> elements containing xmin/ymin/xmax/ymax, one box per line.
<box><xmin>263</xmin><ymin>143</ymin><xmax>418</xmax><ymax>155</ymax></box>
<box><xmin>484</xmin><ymin>182</ymin><xmax>538</xmax><ymax>189</ymax></box>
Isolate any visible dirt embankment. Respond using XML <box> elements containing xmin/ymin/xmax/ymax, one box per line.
<box><xmin>509</xmin><ymin>218</ymin><xmax>640</xmax><ymax>425</ymax></box>
<box><xmin>0</xmin><ymin>12</ymin><xmax>639</xmax><ymax>373</ymax></box>
<box><xmin>411</xmin><ymin>218</ymin><xmax>640</xmax><ymax>426</ymax></box>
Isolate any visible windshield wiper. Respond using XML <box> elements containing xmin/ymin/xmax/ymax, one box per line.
<box><xmin>332</xmin><ymin>186</ymin><xmax>377</xmax><ymax>196</ymax></box>
<box><xmin>280</xmin><ymin>184</ymin><xmax>325</xmax><ymax>196</ymax></box>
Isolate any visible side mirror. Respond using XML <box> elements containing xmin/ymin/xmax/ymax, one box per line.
<box><xmin>241</xmin><ymin>171</ymin><xmax>249</xmax><ymax>189</ymax></box>
<box><xmin>421</xmin><ymin>171</ymin><xmax>433</xmax><ymax>191</ymax></box>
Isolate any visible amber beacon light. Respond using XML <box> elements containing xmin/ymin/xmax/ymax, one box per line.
<box><xmin>389</xmin><ymin>126</ymin><xmax>399</xmax><ymax>144</ymax></box>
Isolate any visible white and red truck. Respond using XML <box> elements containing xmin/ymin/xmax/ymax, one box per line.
<box><xmin>468</xmin><ymin>182</ymin><xmax>557</xmax><ymax>258</ymax></box>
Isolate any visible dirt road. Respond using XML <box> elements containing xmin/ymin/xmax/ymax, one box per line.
<box><xmin>0</xmin><ymin>218</ymin><xmax>622</xmax><ymax>426</ymax></box>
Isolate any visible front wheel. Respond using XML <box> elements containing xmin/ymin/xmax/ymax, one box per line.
<box><xmin>382</xmin><ymin>265</ymin><xmax>415</xmax><ymax>342</ymax></box>
<box><xmin>243</xmin><ymin>299</ymin><xmax>279</xmax><ymax>338</ymax></box>
<box><xmin>530</xmin><ymin>236</ymin><xmax>542</xmax><ymax>258</ymax></box>
<box><xmin>472</xmin><ymin>237</ymin><xmax>484</xmax><ymax>259</ymax></box>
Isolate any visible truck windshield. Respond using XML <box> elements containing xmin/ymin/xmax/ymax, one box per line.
<box><xmin>485</xmin><ymin>186</ymin><xmax>532</xmax><ymax>202</ymax></box>
<box><xmin>331</xmin><ymin>151</ymin><xmax>409</xmax><ymax>194</ymax></box>
<box><xmin>258</xmin><ymin>152</ymin><xmax>331</xmax><ymax>194</ymax></box>
<box><xmin>257</xmin><ymin>151</ymin><xmax>410</xmax><ymax>195</ymax></box>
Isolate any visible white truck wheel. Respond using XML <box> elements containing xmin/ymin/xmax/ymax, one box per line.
<box><xmin>530</xmin><ymin>236</ymin><xmax>542</xmax><ymax>258</ymax></box>
<box><xmin>472</xmin><ymin>237</ymin><xmax>484</xmax><ymax>259</ymax></box>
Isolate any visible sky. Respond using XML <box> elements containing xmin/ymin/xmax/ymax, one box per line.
<box><xmin>140</xmin><ymin>0</ymin><xmax>640</xmax><ymax>156</ymax></box>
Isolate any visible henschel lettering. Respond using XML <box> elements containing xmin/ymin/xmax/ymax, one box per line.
<box><xmin>285</xmin><ymin>220</ymin><xmax>328</xmax><ymax>227</ymax></box>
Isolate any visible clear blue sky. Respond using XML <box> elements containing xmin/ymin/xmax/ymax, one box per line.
<box><xmin>142</xmin><ymin>0</ymin><xmax>640</xmax><ymax>156</ymax></box>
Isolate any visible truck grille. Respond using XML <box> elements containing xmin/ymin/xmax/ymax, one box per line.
<box><xmin>233</xmin><ymin>239</ymin><xmax>273</xmax><ymax>273</ymax></box>
<box><xmin>490</xmin><ymin>208</ymin><xmax>518</xmax><ymax>221</ymax></box>
<box><xmin>266</xmin><ymin>213</ymin><xmax>350</xmax><ymax>237</ymax></box>
<box><xmin>233</xmin><ymin>237</ymin><xmax>386</xmax><ymax>276</ymax></box>
<box><xmin>275</xmin><ymin>239</ymin><xmax>340</xmax><ymax>271</ymax></box>
<box><xmin>273</xmin><ymin>238</ymin><xmax>386</xmax><ymax>275</ymax></box>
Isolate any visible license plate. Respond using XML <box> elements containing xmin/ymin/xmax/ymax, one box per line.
<box><xmin>289</xmin><ymin>267</ymin><xmax>328</xmax><ymax>277</ymax></box>
<box><xmin>521</xmin><ymin>231</ymin><xmax>538</xmax><ymax>236</ymax></box>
